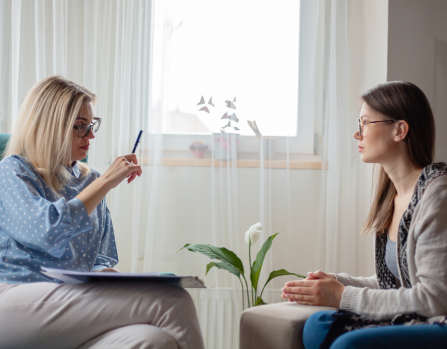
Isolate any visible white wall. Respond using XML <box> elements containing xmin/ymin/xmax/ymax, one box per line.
<box><xmin>388</xmin><ymin>0</ymin><xmax>447</xmax><ymax>162</ymax></box>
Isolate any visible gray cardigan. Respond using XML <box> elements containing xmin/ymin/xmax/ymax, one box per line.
<box><xmin>335</xmin><ymin>166</ymin><xmax>447</xmax><ymax>321</ymax></box>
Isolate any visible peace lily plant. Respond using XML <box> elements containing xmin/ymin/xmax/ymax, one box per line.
<box><xmin>180</xmin><ymin>222</ymin><xmax>305</xmax><ymax>309</ymax></box>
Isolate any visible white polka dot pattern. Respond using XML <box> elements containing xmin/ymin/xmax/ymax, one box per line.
<box><xmin>0</xmin><ymin>155</ymin><xmax>118</xmax><ymax>284</ymax></box>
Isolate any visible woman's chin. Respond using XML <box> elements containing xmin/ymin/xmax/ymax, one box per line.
<box><xmin>360</xmin><ymin>154</ymin><xmax>372</xmax><ymax>163</ymax></box>
<box><xmin>73</xmin><ymin>150</ymin><xmax>88</xmax><ymax>161</ymax></box>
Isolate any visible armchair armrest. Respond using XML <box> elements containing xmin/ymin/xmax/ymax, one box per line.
<box><xmin>240</xmin><ymin>302</ymin><xmax>336</xmax><ymax>349</ymax></box>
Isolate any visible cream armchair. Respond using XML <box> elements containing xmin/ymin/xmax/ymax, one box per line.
<box><xmin>240</xmin><ymin>302</ymin><xmax>336</xmax><ymax>349</ymax></box>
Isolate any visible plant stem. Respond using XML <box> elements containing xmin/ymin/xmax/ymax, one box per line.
<box><xmin>241</xmin><ymin>274</ymin><xmax>251</xmax><ymax>308</ymax></box>
<box><xmin>253</xmin><ymin>286</ymin><xmax>256</xmax><ymax>305</ymax></box>
<box><xmin>249</xmin><ymin>241</ymin><xmax>254</xmax><ymax>305</ymax></box>
<box><xmin>259</xmin><ymin>280</ymin><xmax>270</xmax><ymax>300</ymax></box>
<box><xmin>239</xmin><ymin>277</ymin><xmax>245</xmax><ymax>310</ymax></box>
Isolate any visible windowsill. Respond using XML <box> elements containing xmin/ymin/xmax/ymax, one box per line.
<box><xmin>142</xmin><ymin>157</ymin><xmax>327</xmax><ymax>169</ymax></box>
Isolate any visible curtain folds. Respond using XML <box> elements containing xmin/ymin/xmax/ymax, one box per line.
<box><xmin>0</xmin><ymin>1</ymin><xmax>388</xmax><ymax>348</ymax></box>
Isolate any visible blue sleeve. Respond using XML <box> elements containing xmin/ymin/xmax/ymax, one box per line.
<box><xmin>92</xmin><ymin>204</ymin><xmax>118</xmax><ymax>271</ymax></box>
<box><xmin>0</xmin><ymin>164</ymin><xmax>93</xmax><ymax>259</ymax></box>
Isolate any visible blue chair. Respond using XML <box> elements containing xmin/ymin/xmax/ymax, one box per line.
<box><xmin>0</xmin><ymin>133</ymin><xmax>88</xmax><ymax>163</ymax></box>
<box><xmin>0</xmin><ymin>133</ymin><xmax>9</xmax><ymax>160</ymax></box>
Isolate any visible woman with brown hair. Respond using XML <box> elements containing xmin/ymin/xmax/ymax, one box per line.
<box><xmin>0</xmin><ymin>76</ymin><xmax>204</xmax><ymax>349</ymax></box>
<box><xmin>281</xmin><ymin>81</ymin><xmax>447</xmax><ymax>348</ymax></box>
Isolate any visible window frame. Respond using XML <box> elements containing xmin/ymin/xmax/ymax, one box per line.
<box><xmin>149</xmin><ymin>0</ymin><xmax>322</xmax><ymax>158</ymax></box>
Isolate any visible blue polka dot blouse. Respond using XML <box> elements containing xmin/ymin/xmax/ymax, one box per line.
<box><xmin>0</xmin><ymin>155</ymin><xmax>118</xmax><ymax>284</ymax></box>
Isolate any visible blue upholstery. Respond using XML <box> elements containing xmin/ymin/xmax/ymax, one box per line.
<box><xmin>0</xmin><ymin>133</ymin><xmax>88</xmax><ymax>163</ymax></box>
<box><xmin>0</xmin><ymin>133</ymin><xmax>10</xmax><ymax>161</ymax></box>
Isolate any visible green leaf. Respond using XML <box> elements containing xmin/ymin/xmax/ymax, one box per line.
<box><xmin>250</xmin><ymin>233</ymin><xmax>279</xmax><ymax>296</ymax></box>
<box><xmin>206</xmin><ymin>262</ymin><xmax>217</xmax><ymax>275</ymax></box>
<box><xmin>179</xmin><ymin>243</ymin><xmax>244</xmax><ymax>274</ymax></box>
<box><xmin>259</xmin><ymin>269</ymin><xmax>306</xmax><ymax>298</ymax></box>
<box><xmin>254</xmin><ymin>296</ymin><xmax>267</xmax><ymax>306</ymax></box>
<box><xmin>205</xmin><ymin>261</ymin><xmax>240</xmax><ymax>278</ymax></box>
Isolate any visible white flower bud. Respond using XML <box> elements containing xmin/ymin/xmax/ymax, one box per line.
<box><xmin>245</xmin><ymin>222</ymin><xmax>262</xmax><ymax>245</ymax></box>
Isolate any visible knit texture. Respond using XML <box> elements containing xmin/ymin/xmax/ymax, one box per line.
<box><xmin>336</xmin><ymin>163</ymin><xmax>447</xmax><ymax>321</ymax></box>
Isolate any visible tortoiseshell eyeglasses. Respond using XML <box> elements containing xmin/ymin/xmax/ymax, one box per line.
<box><xmin>357</xmin><ymin>118</ymin><xmax>397</xmax><ymax>136</ymax></box>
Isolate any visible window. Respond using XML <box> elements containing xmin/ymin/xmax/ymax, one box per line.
<box><xmin>151</xmin><ymin>0</ymin><xmax>318</xmax><ymax>156</ymax></box>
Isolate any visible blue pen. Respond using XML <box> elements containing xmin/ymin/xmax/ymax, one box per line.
<box><xmin>132</xmin><ymin>130</ymin><xmax>143</xmax><ymax>153</ymax></box>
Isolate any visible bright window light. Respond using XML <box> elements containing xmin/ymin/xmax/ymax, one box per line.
<box><xmin>154</xmin><ymin>0</ymin><xmax>300</xmax><ymax>136</ymax></box>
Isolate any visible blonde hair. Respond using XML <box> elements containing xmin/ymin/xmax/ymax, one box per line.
<box><xmin>5</xmin><ymin>76</ymin><xmax>96</xmax><ymax>194</ymax></box>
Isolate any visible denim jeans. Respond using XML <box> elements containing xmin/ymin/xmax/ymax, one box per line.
<box><xmin>303</xmin><ymin>311</ymin><xmax>447</xmax><ymax>349</ymax></box>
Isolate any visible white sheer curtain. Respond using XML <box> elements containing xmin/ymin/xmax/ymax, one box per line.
<box><xmin>0</xmin><ymin>1</ymin><xmax>388</xmax><ymax>348</ymax></box>
<box><xmin>316</xmin><ymin>0</ymin><xmax>389</xmax><ymax>276</ymax></box>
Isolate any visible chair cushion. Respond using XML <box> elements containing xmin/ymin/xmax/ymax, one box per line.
<box><xmin>239</xmin><ymin>302</ymin><xmax>336</xmax><ymax>349</ymax></box>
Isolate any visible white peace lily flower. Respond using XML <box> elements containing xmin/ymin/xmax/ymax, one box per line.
<box><xmin>245</xmin><ymin>222</ymin><xmax>262</xmax><ymax>245</ymax></box>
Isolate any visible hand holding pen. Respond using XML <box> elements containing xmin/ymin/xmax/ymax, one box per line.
<box><xmin>76</xmin><ymin>130</ymin><xmax>144</xmax><ymax>216</ymax></box>
<box><xmin>127</xmin><ymin>130</ymin><xmax>143</xmax><ymax>183</ymax></box>
<box><xmin>101</xmin><ymin>130</ymin><xmax>143</xmax><ymax>188</ymax></box>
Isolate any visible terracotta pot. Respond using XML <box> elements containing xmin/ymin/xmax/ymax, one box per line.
<box><xmin>193</xmin><ymin>150</ymin><xmax>206</xmax><ymax>159</ymax></box>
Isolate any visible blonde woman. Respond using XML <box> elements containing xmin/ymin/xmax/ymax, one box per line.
<box><xmin>0</xmin><ymin>76</ymin><xmax>204</xmax><ymax>349</ymax></box>
<box><xmin>281</xmin><ymin>82</ymin><xmax>447</xmax><ymax>349</ymax></box>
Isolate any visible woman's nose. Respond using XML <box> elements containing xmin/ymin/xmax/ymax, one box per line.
<box><xmin>84</xmin><ymin>128</ymin><xmax>95</xmax><ymax>140</ymax></box>
<box><xmin>353</xmin><ymin>130</ymin><xmax>362</xmax><ymax>140</ymax></box>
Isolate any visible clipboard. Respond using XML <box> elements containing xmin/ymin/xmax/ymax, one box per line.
<box><xmin>41</xmin><ymin>267</ymin><xmax>206</xmax><ymax>289</ymax></box>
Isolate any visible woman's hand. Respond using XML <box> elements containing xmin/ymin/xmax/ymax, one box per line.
<box><xmin>101</xmin><ymin>154</ymin><xmax>143</xmax><ymax>189</ymax></box>
<box><xmin>281</xmin><ymin>270</ymin><xmax>345</xmax><ymax>308</ymax></box>
<box><xmin>76</xmin><ymin>154</ymin><xmax>142</xmax><ymax>215</ymax></box>
<box><xmin>94</xmin><ymin>267</ymin><xmax>121</xmax><ymax>273</ymax></box>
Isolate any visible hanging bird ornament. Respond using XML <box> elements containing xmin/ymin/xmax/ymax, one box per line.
<box><xmin>197</xmin><ymin>96</ymin><xmax>239</xmax><ymax>133</ymax></box>
<box><xmin>228</xmin><ymin>113</ymin><xmax>239</xmax><ymax>122</ymax></box>
<box><xmin>225</xmin><ymin>100</ymin><xmax>236</xmax><ymax>109</ymax></box>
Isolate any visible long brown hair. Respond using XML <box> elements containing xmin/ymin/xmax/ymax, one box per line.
<box><xmin>5</xmin><ymin>76</ymin><xmax>95</xmax><ymax>194</ymax></box>
<box><xmin>361</xmin><ymin>81</ymin><xmax>435</xmax><ymax>235</ymax></box>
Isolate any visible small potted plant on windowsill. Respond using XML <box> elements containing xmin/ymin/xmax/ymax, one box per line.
<box><xmin>189</xmin><ymin>141</ymin><xmax>208</xmax><ymax>159</ymax></box>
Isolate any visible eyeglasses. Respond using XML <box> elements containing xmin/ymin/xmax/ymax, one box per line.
<box><xmin>357</xmin><ymin>118</ymin><xmax>396</xmax><ymax>136</ymax></box>
<box><xmin>73</xmin><ymin>117</ymin><xmax>101</xmax><ymax>138</ymax></box>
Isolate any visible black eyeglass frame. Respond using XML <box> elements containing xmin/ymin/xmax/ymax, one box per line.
<box><xmin>357</xmin><ymin>118</ymin><xmax>397</xmax><ymax>136</ymax></box>
<box><xmin>73</xmin><ymin>117</ymin><xmax>101</xmax><ymax>138</ymax></box>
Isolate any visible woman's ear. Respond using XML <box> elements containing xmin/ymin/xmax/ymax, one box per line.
<box><xmin>394</xmin><ymin>120</ymin><xmax>409</xmax><ymax>142</ymax></box>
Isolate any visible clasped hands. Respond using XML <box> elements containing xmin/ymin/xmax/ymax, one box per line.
<box><xmin>281</xmin><ymin>270</ymin><xmax>345</xmax><ymax>308</ymax></box>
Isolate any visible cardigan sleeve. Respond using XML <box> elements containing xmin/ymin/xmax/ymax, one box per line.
<box><xmin>339</xmin><ymin>177</ymin><xmax>447</xmax><ymax>320</ymax></box>
<box><xmin>333</xmin><ymin>273</ymin><xmax>378</xmax><ymax>289</ymax></box>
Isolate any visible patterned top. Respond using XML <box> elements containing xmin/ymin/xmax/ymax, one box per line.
<box><xmin>0</xmin><ymin>155</ymin><xmax>118</xmax><ymax>284</ymax></box>
<box><xmin>375</xmin><ymin>162</ymin><xmax>447</xmax><ymax>290</ymax></box>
